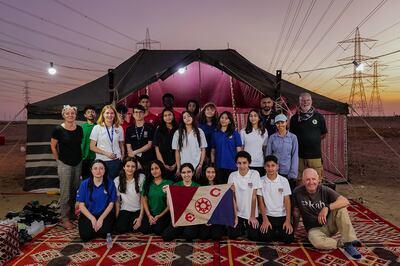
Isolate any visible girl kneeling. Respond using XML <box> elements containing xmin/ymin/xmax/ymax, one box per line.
<box><xmin>140</xmin><ymin>160</ymin><xmax>173</xmax><ymax>235</ymax></box>
<box><xmin>114</xmin><ymin>157</ymin><xmax>145</xmax><ymax>233</ymax></box>
<box><xmin>76</xmin><ymin>159</ymin><xmax>117</xmax><ymax>241</ymax></box>
<box><xmin>162</xmin><ymin>163</ymin><xmax>200</xmax><ymax>241</ymax></box>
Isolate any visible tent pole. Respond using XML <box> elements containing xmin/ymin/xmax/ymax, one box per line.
<box><xmin>108</xmin><ymin>69</ymin><xmax>115</xmax><ymax>105</ymax></box>
<box><xmin>275</xmin><ymin>70</ymin><xmax>282</xmax><ymax>99</ymax></box>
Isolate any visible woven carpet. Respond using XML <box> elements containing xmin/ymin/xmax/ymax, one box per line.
<box><xmin>6</xmin><ymin>201</ymin><xmax>400</xmax><ymax>265</ymax></box>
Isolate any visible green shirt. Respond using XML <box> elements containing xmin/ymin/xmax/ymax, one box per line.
<box><xmin>81</xmin><ymin>122</ymin><xmax>96</xmax><ymax>161</ymax></box>
<box><xmin>174</xmin><ymin>181</ymin><xmax>200</xmax><ymax>187</ymax></box>
<box><xmin>143</xmin><ymin>179</ymin><xmax>173</xmax><ymax>216</ymax></box>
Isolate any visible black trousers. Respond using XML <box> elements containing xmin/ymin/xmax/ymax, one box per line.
<box><xmin>78</xmin><ymin>212</ymin><xmax>114</xmax><ymax>242</ymax></box>
<box><xmin>140</xmin><ymin>213</ymin><xmax>170</xmax><ymax>236</ymax></box>
<box><xmin>279</xmin><ymin>173</ymin><xmax>297</xmax><ymax>192</ymax></box>
<box><xmin>162</xmin><ymin>224</ymin><xmax>200</xmax><ymax>241</ymax></box>
<box><xmin>259</xmin><ymin>216</ymin><xmax>294</xmax><ymax>244</ymax></box>
<box><xmin>217</xmin><ymin>168</ymin><xmax>235</xmax><ymax>184</ymax></box>
<box><xmin>227</xmin><ymin>217</ymin><xmax>259</xmax><ymax>241</ymax></box>
<box><xmin>198</xmin><ymin>224</ymin><xmax>226</xmax><ymax>241</ymax></box>
<box><xmin>115</xmin><ymin>210</ymin><xmax>141</xmax><ymax>234</ymax></box>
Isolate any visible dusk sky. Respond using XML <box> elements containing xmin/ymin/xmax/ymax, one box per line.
<box><xmin>1</xmin><ymin>0</ymin><xmax>400</xmax><ymax>119</ymax></box>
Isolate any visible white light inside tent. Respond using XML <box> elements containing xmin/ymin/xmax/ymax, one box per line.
<box><xmin>356</xmin><ymin>63</ymin><xmax>365</xmax><ymax>72</ymax></box>
<box><xmin>48</xmin><ymin>62</ymin><xmax>57</xmax><ymax>75</ymax></box>
<box><xmin>178</xmin><ymin>67</ymin><xmax>186</xmax><ymax>74</ymax></box>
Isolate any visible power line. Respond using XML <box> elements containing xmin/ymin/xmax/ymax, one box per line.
<box><xmin>280</xmin><ymin>0</ymin><xmax>316</xmax><ymax>69</ymax></box>
<box><xmin>293</xmin><ymin>0</ymin><xmax>353</xmax><ymax>74</ymax></box>
<box><xmin>297</xmin><ymin>0</ymin><xmax>388</xmax><ymax>85</ymax></box>
<box><xmin>273</xmin><ymin>0</ymin><xmax>304</xmax><ymax>71</ymax></box>
<box><xmin>0</xmin><ymin>17</ymin><xmax>124</xmax><ymax>61</ymax></box>
<box><xmin>0</xmin><ymin>32</ymin><xmax>114</xmax><ymax>68</ymax></box>
<box><xmin>285</xmin><ymin>47</ymin><xmax>400</xmax><ymax>75</ymax></box>
<box><xmin>0</xmin><ymin>1</ymin><xmax>134</xmax><ymax>53</ymax></box>
<box><xmin>285</xmin><ymin>0</ymin><xmax>335</xmax><ymax>72</ymax></box>
<box><xmin>53</xmin><ymin>0</ymin><xmax>139</xmax><ymax>42</ymax></box>
<box><xmin>267</xmin><ymin>0</ymin><xmax>294</xmax><ymax>71</ymax></box>
<box><xmin>0</xmin><ymin>46</ymin><xmax>104</xmax><ymax>73</ymax></box>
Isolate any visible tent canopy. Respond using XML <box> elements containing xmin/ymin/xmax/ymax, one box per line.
<box><xmin>28</xmin><ymin>49</ymin><xmax>348</xmax><ymax>114</ymax></box>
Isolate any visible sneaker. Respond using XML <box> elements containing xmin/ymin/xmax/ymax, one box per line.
<box><xmin>344</xmin><ymin>243</ymin><xmax>362</xmax><ymax>260</ymax></box>
<box><xmin>351</xmin><ymin>240</ymin><xmax>362</xmax><ymax>247</ymax></box>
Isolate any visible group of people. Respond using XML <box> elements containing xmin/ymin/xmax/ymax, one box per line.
<box><xmin>50</xmin><ymin>92</ymin><xmax>362</xmax><ymax>260</ymax></box>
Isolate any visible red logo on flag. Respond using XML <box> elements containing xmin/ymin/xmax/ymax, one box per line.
<box><xmin>195</xmin><ymin>198</ymin><xmax>212</xmax><ymax>214</ymax></box>
<box><xmin>185</xmin><ymin>213</ymin><xmax>195</xmax><ymax>222</ymax></box>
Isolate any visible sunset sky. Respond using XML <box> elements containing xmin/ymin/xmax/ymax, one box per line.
<box><xmin>0</xmin><ymin>0</ymin><xmax>399</xmax><ymax>119</ymax></box>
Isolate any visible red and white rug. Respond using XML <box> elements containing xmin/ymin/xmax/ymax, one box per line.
<box><xmin>6</xmin><ymin>201</ymin><xmax>400</xmax><ymax>265</ymax></box>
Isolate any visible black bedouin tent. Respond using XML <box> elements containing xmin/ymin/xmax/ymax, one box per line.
<box><xmin>25</xmin><ymin>49</ymin><xmax>348</xmax><ymax>192</ymax></box>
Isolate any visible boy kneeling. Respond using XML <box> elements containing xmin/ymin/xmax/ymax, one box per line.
<box><xmin>257</xmin><ymin>155</ymin><xmax>294</xmax><ymax>243</ymax></box>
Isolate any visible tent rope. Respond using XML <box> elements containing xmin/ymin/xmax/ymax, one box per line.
<box><xmin>229</xmin><ymin>76</ymin><xmax>238</xmax><ymax>128</ymax></box>
<box><xmin>0</xmin><ymin>105</ymin><xmax>26</xmax><ymax>135</ymax></box>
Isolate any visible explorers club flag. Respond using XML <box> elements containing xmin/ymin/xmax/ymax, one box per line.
<box><xmin>166</xmin><ymin>184</ymin><xmax>235</xmax><ymax>227</ymax></box>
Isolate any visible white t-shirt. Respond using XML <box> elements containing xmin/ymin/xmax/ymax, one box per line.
<box><xmin>114</xmin><ymin>174</ymin><xmax>145</xmax><ymax>212</ymax></box>
<box><xmin>172</xmin><ymin>128</ymin><xmax>207</xmax><ymax>168</ymax></box>
<box><xmin>257</xmin><ymin>174</ymin><xmax>291</xmax><ymax>217</ymax></box>
<box><xmin>90</xmin><ymin>124</ymin><xmax>124</xmax><ymax>161</ymax></box>
<box><xmin>240</xmin><ymin>128</ymin><xmax>268</xmax><ymax>167</ymax></box>
<box><xmin>228</xmin><ymin>169</ymin><xmax>261</xmax><ymax>219</ymax></box>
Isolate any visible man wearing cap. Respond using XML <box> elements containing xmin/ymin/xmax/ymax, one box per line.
<box><xmin>293</xmin><ymin>168</ymin><xmax>362</xmax><ymax>260</ymax></box>
<box><xmin>290</xmin><ymin>92</ymin><xmax>327</xmax><ymax>180</ymax></box>
<box><xmin>266</xmin><ymin>113</ymin><xmax>298</xmax><ymax>191</ymax></box>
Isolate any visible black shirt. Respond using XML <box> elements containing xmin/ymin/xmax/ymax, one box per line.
<box><xmin>126</xmin><ymin>123</ymin><xmax>155</xmax><ymax>165</ymax></box>
<box><xmin>153</xmin><ymin>126</ymin><xmax>177</xmax><ymax>166</ymax></box>
<box><xmin>260</xmin><ymin>111</ymin><xmax>277</xmax><ymax>135</ymax></box>
<box><xmin>289</xmin><ymin>112</ymin><xmax>327</xmax><ymax>159</ymax></box>
<box><xmin>51</xmin><ymin>125</ymin><xmax>83</xmax><ymax>166</ymax></box>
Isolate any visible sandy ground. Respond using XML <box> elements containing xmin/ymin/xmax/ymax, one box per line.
<box><xmin>0</xmin><ymin>119</ymin><xmax>399</xmax><ymax>226</ymax></box>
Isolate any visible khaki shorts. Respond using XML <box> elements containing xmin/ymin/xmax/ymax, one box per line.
<box><xmin>298</xmin><ymin>158</ymin><xmax>323</xmax><ymax>180</ymax></box>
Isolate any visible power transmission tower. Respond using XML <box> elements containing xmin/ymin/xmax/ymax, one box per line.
<box><xmin>136</xmin><ymin>28</ymin><xmax>161</xmax><ymax>50</ymax></box>
<box><xmin>23</xmin><ymin>80</ymin><xmax>30</xmax><ymax>120</ymax></box>
<box><xmin>337</xmin><ymin>27</ymin><xmax>376</xmax><ymax>116</ymax></box>
<box><xmin>368</xmin><ymin>61</ymin><xmax>385</xmax><ymax>116</ymax></box>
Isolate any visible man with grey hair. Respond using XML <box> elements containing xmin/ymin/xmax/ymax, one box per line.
<box><xmin>293</xmin><ymin>168</ymin><xmax>362</xmax><ymax>260</ymax></box>
<box><xmin>289</xmin><ymin>92</ymin><xmax>327</xmax><ymax>180</ymax></box>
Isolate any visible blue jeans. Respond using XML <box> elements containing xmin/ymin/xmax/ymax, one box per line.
<box><xmin>105</xmin><ymin>159</ymin><xmax>122</xmax><ymax>179</ymax></box>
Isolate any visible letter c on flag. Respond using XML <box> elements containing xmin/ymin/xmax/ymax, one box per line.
<box><xmin>210</xmin><ymin>187</ymin><xmax>221</xmax><ymax>197</ymax></box>
<box><xmin>185</xmin><ymin>213</ymin><xmax>195</xmax><ymax>222</ymax></box>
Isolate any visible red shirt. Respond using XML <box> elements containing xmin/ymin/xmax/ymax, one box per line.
<box><xmin>144</xmin><ymin>112</ymin><xmax>159</xmax><ymax>125</ymax></box>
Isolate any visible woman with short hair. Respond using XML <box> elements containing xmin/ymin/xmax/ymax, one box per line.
<box><xmin>50</xmin><ymin>105</ymin><xmax>83</xmax><ymax>230</ymax></box>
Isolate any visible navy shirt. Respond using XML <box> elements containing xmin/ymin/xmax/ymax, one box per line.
<box><xmin>212</xmin><ymin>130</ymin><xmax>242</xmax><ymax>170</ymax></box>
<box><xmin>198</xmin><ymin>123</ymin><xmax>217</xmax><ymax>148</ymax></box>
<box><xmin>260</xmin><ymin>111</ymin><xmax>277</xmax><ymax>135</ymax></box>
<box><xmin>76</xmin><ymin>178</ymin><xmax>117</xmax><ymax>216</ymax></box>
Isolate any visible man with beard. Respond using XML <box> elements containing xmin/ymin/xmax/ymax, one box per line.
<box><xmin>138</xmin><ymin>94</ymin><xmax>158</xmax><ymax>126</ymax></box>
<box><xmin>259</xmin><ymin>95</ymin><xmax>277</xmax><ymax>135</ymax></box>
<box><xmin>290</xmin><ymin>93</ymin><xmax>327</xmax><ymax>179</ymax></box>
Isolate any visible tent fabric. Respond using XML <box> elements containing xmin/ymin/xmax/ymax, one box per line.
<box><xmin>28</xmin><ymin>49</ymin><xmax>348</xmax><ymax>114</ymax></box>
<box><xmin>25</xmin><ymin>49</ymin><xmax>349</xmax><ymax>192</ymax></box>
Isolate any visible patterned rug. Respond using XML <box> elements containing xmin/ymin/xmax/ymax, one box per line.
<box><xmin>6</xmin><ymin>201</ymin><xmax>400</xmax><ymax>265</ymax></box>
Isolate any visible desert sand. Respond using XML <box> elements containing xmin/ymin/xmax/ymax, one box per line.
<box><xmin>0</xmin><ymin>118</ymin><xmax>399</xmax><ymax>226</ymax></box>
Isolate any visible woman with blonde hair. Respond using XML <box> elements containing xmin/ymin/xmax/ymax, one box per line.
<box><xmin>50</xmin><ymin>105</ymin><xmax>83</xmax><ymax>229</ymax></box>
<box><xmin>90</xmin><ymin>105</ymin><xmax>125</xmax><ymax>179</ymax></box>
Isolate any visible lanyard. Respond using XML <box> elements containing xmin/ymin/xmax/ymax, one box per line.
<box><xmin>135</xmin><ymin>125</ymin><xmax>145</xmax><ymax>141</ymax></box>
<box><xmin>105</xmin><ymin>125</ymin><xmax>114</xmax><ymax>153</ymax></box>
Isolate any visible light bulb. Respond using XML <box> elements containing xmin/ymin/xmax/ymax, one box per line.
<box><xmin>178</xmin><ymin>67</ymin><xmax>186</xmax><ymax>74</ymax></box>
<box><xmin>48</xmin><ymin>62</ymin><xmax>57</xmax><ymax>75</ymax></box>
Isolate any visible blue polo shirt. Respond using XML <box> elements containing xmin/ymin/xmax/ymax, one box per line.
<box><xmin>199</xmin><ymin>123</ymin><xmax>217</xmax><ymax>147</ymax></box>
<box><xmin>76</xmin><ymin>178</ymin><xmax>117</xmax><ymax>216</ymax></box>
<box><xmin>212</xmin><ymin>130</ymin><xmax>242</xmax><ymax>170</ymax></box>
